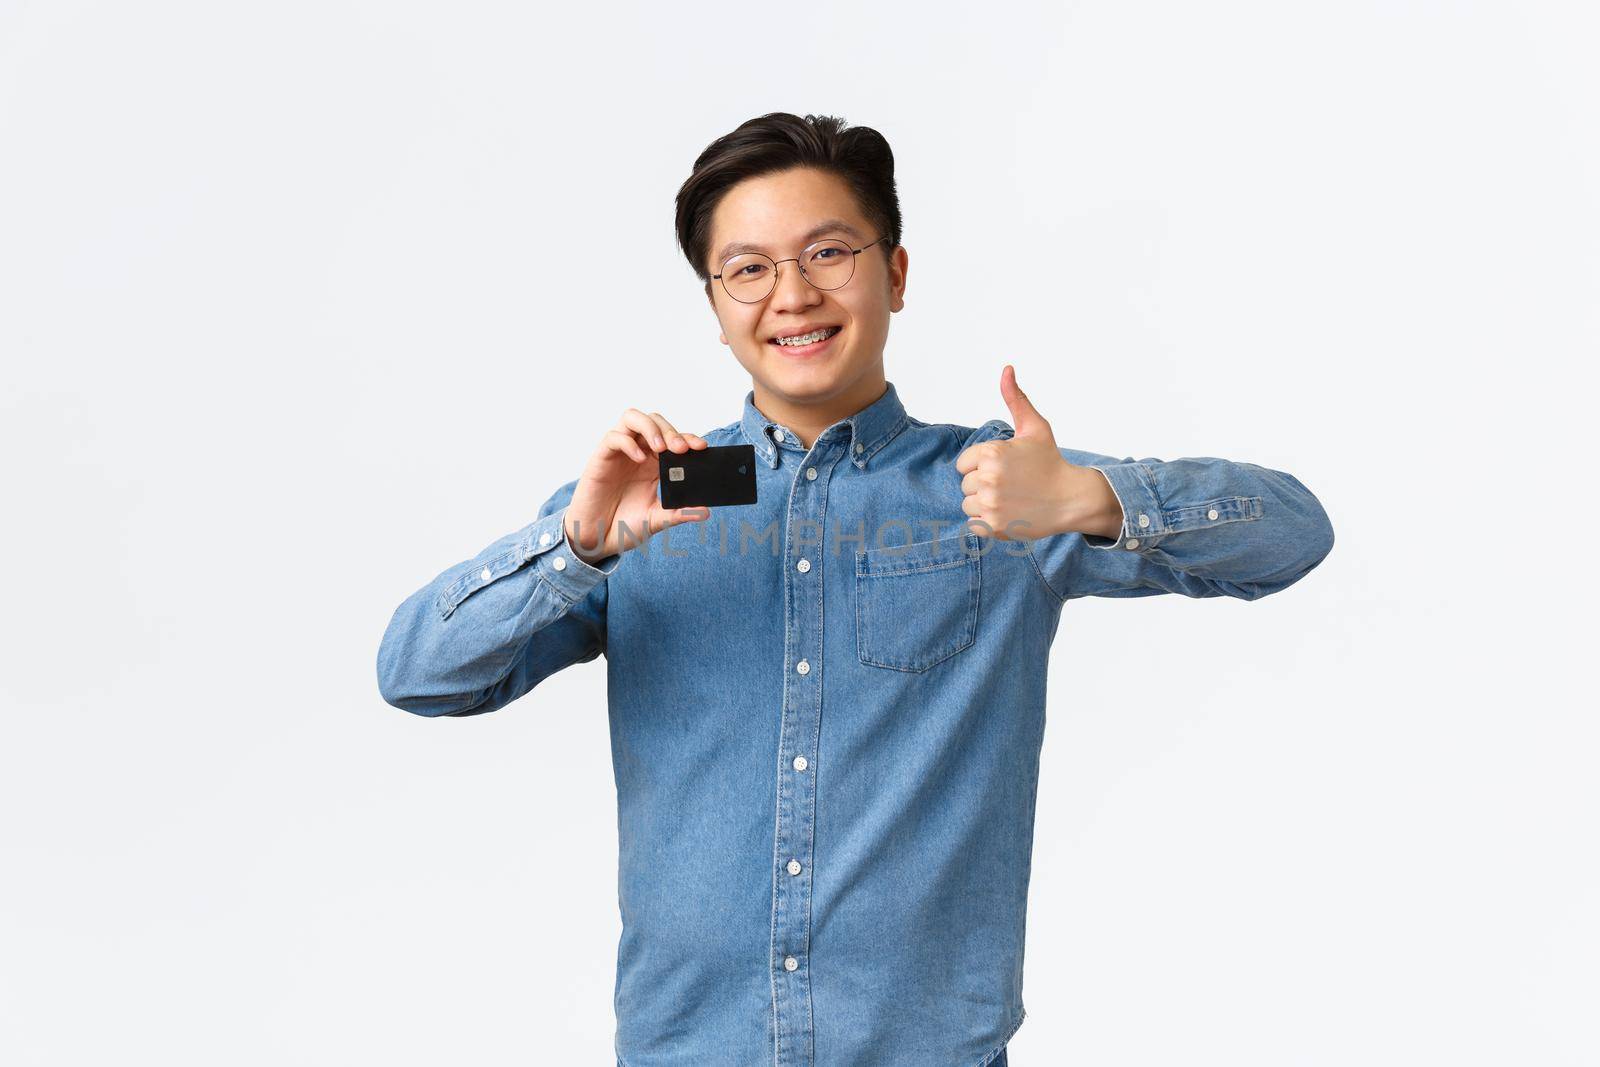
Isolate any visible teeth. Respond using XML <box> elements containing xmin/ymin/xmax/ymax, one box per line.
<box><xmin>774</xmin><ymin>326</ymin><xmax>839</xmax><ymax>347</ymax></box>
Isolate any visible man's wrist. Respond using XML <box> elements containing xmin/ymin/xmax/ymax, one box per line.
<box><xmin>565</xmin><ymin>515</ymin><xmax>608</xmax><ymax>565</ymax></box>
<box><xmin>1057</xmin><ymin>463</ymin><xmax>1123</xmax><ymax>540</ymax></box>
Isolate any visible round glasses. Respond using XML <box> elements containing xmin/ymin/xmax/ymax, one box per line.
<box><xmin>714</xmin><ymin>235</ymin><xmax>891</xmax><ymax>304</ymax></box>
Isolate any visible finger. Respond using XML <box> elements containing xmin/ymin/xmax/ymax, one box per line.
<box><xmin>617</xmin><ymin>408</ymin><xmax>667</xmax><ymax>451</ymax></box>
<box><xmin>954</xmin><ymin>442</ymin><xmax>994</xmax><ymax>475</ymax></box>
<box><xmin>647</xmin><ymin>412</ymin><xmax>691</xmax><ymax>453</ymax></box>
<box><xmin>964</xmin><ymin>517</ymin><xmax>998</xmax><ymax>541</ymax></box>
<box><xmin>652</xmin><ymin>503</ymin><xmax>711</xmax><ymax>531</ymax></box>
<box><xmin>1000</xmin><ymin>364</ymin><xmax>1053</xmax><ymax>441</ymax></box>
<box><xmin>602</xmin><ymin>428</ymin><xmax>649</xmax><ymax>464</ymax></box>
<box><xmin>960</xmin><ymin>470</ymin><xmax>988</xmax><ymax>496</ymax></box>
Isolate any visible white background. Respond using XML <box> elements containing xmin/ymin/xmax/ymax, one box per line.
<box><xmin>2</xmin><ymin>2</ymin><xmax>1596</xmax><ymax>1064</ymax></box>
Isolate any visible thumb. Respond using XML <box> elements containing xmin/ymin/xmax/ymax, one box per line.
<box><xmin>1000</xmin><ymin>364</ymin><xmax>1054</xmax><ymax>442</ymax></box>
<box><xmin>652</xmin><ymin>502</ymin><xmax>710</xmax><ymax>532</ymax></box>
<box><xmin>648</xmin><ymin>470</ymin><xmax>710</xmax><ymax>534</ymax></box>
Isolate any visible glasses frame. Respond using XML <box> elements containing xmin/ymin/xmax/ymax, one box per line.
<box><xmin>713</xmin><ymin>234</ymin><xmax>892</xmax><ymax>304</ymax></box>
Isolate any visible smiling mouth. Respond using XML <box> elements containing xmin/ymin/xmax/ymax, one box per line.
<box><xmin>769</xmin><ymin>325</ymin><xmax>843</xmax><ymax>349</ymax></box>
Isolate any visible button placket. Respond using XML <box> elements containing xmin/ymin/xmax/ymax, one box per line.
<box><xmin>770</xmin><ymin>437</ymin><xmax>837</xmax><ymax>1066</ymax></box>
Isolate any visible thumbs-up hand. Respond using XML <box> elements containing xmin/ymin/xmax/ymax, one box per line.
<box><xmin>953</xmin><ymin>365</ymin><xmax>1124</xmax><ymax>542</ymax></box>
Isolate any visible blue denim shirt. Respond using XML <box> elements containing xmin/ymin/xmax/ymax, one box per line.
<box><xmin>376</xmin><ymin>380</ymin><xmax>1334</xmax><ymax>1067</ymax></box>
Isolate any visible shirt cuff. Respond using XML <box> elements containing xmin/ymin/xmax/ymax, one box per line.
<box><xmin>1082</xmin><ymin>462</ymin><xmax>1167</xmax><ymax>551</ymax></box>
<box><xmin>522</xmin><ymin>505</ymin><xmax>622</xmax><ymax>601</ymax></box>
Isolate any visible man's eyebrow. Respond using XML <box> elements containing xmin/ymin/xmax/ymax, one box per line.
<box><xmin>714</xmin><ymin>219</ymin><xmax>866</xmax><ymax>265</ymax></box>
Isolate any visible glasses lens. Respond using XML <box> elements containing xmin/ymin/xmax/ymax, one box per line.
<box><xmin>802</xmin><ymin>240</ymin><xmax>856</xmax><ymax>291</ymax></box>
<box><xmin>721</xmin><ymin>253</ymin><xmax>776</xmax><ymax>302</ymax></box>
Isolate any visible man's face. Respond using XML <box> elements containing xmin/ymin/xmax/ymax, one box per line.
<box><xmin>706</xmin><ymin>166</ymin><xmax>907</xmax><ymax>404</ymax></box>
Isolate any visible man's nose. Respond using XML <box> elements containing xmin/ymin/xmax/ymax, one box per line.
<box><xmin>769</xmin><ymin>261</ymin><xmax>821</xmax><ymax>311</ymax></box>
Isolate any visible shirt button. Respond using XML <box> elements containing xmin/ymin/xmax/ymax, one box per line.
<box><xmin>773</xmin><ymin>429</ymin><xmax>785</xmax><ymax>442</ymax></box>
<box><xmin>1125</xmin><ymin>539</ymin><xmax>1140</xmax><ymax>550</ymax></box>
<box><xmin>1137</xmin><ymin>513</ymin><xmax>1150</xmax><ymax>528</ymax></box>
<box><xmin>480</xmin><ymin>567</ymin><xmax>492</xmax><ymax>581</ymax></box>
<box><xmin>805</xmin><ymin>467</ymin><xmax>817</xmax><ymax>480</ymax></box>
<box><xmin>796</xmin><ymin>558</ymin><xmax>811</xmax><ymax>573</ymax></box>
<box><xmin>787</xmin><ymin>859</ymin><xmax>802</xmax><ymax>875</ymax></box>
<box><xmin>792</xmin><ymin>755</ymin><xmax>808</xmax><ymax>771</ymax></box>
<box><xmin>795</xmin><ymin>659</ymin><xmax>810</xmax><ymax>675</ymax></box>
<box><xmin>1208</xmin><ymin>508</ymin><xmax>1219</xmax><ymax>520</ymax></box>
<box><xmin>854</xmin><ymin>442</ymin><xmax>864</xmax><ymax>454</ymax></box>
<box><xmin>783</xmin><ymin>956</ymin><xmax>798</xmax><ymax>972</ymax></box>
<box><xmin>553</xmin><ymin>556</ymin><xmax>567</xmax><ymax>571</ymax></box>
<box><xmin>539</xmin><ymin>532</ymin><xmax>552</xmax><ymax>546</ymax></box>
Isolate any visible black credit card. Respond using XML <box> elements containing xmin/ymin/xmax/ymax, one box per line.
<box><xmin>658</xmin><ymin>443</ymin><xmax>759</xmax><ymax>509</ymax></box>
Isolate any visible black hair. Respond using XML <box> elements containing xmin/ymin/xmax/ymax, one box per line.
<box><xmin>674</xmin><ymin>112</ymin><xmax>902</xmax><ymax>299</ymax></box>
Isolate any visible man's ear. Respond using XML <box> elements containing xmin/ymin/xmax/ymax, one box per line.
<box><xmin>889</xmin><ymin>244</ymin><xmax>909</xmax><ymax>313</ymax></box>
<box><xmin>706</xmin><ymin>283</ymin><xmax>730</xmax><ymax>343</ymax></box>
<box><xmin>703</xmin><ymin>281</ymin><xmax>729</xmax><ymax>344</ymax></box>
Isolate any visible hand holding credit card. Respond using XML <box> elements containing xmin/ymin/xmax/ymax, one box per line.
<box><xmin>562</xmin><ymin>408</ymin><xmax>726</xmax><ymax>565</ymax></box>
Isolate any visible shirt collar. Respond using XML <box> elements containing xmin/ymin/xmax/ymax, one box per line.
<box><xmin>739</xmin><ymin>380</ymin><xmax>909</xmax><ymax>470</ymax></box>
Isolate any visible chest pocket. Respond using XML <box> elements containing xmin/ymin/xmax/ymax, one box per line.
<box><xmin>854</xmin><ymin>532</ymin><xmax>982</xmax><ymax>672</ymax></box>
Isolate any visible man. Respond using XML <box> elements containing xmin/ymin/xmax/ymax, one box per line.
<box><xmin>376</xmin><ymin>111</ymin><xmax>1335</xmax><ymax>1067</ymax></box>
